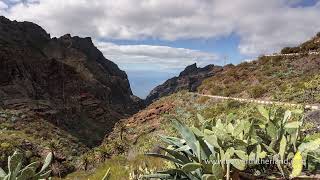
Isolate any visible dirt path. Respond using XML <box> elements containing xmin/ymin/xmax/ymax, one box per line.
<box><xmin>194</xmin><ymin>93</ymin><xmax>319</xmax><ymax>110</ymax></box>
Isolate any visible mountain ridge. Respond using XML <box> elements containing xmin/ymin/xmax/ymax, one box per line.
<box><xmin>92</xmin><ymin>34</ymin><xmax>320</xmax><ymax>178</ymax></box>
<box><xmin>145</xmin><ymin>63</ymin><xmax>222</xmax><ymax>104</ymax></box>
<box><xmin>1</xmin><ymin>16</ymin><xmax>320</xmax><ymax>178</ymax></box>
<box><xmin>0</xmin><ymin>16</ymin><xmax>144</xmax><ymax>175</ymax></box>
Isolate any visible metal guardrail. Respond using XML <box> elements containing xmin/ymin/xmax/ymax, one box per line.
<box><xmin>195</xmin><ymin>93</ymin><xmax>319</xmax><ymax>110</ymax></box>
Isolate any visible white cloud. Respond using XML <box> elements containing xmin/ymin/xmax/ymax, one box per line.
<box><xmin>1</xmin><ymin>0</ymin><xmax>320</xmax><ymax>56</ymax></box>
<box><xmin>3</xmin><ymin>0</ymin><xmax>39</xmax><ymax>4</ymax></box>
<box><xmin>5</xmin><ymin>0</ymin><xmax>21</xmax><ymax>3</ymax></box>
<box><xmin>95</xmin><ymin>41</ymin><xmax>219</xmax><ymax>71</ymax></box>
<box><xmin>0</xmin><ymin>1</ymin><xmax>8</xmax><ymax>9</ymax></box>
<box><xmin>235</xmin><ymin>1</ymin><xmax>320</xmax><ymax>55</ymax></box>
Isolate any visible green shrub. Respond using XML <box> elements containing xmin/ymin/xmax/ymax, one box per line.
<box><xmin>0</xmin><ymin>151</ymin><xmax>52</xmax><ymax>180</ymax></box>
<box><xmin>65</xmin><ymin>155</ymin><xmax>164</xmax><ymax>180</ymax></box>
<box><xmin>302</xmin><ymin>42</ymin><xmax>318</xmax><ymax>51</ymax></box>
<box><xmin>281</xmin><ymin>47</ymin><xmax>300</xmax><ymax>54</ymax></box>
<box><xmin>144</xmin><ymin>107</ymin><xmax>320</xmax><ymax>179</ymax></box>
<box><xmin>248</xmin><ymin>85</ymin><xmax>267</xmax><ymax>98</ymax></box>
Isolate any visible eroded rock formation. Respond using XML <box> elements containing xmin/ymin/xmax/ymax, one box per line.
<box><xmin>146</xmin><ymin>63</ymin><xmax>222</xmax><ymax>104</ymax></box>
<box><xmin>0</xmin><ymin>16</ymin><xmax>144</xmax><ymax>175</ymax></box>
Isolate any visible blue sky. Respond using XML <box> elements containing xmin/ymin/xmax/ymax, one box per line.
<box><xmin>1</xmin><ymin>0</ymin><xmax>320</xmax><ymax>98</ymax></box>
<box><xmin>107</xmin><ymin>34</ymin><xmax>246</xmax><ymax>97</ymax></box>
<box><xmin>290</xmin><ymin>0</ymin><xmax>318</xmax><ymax>7</ymax></box>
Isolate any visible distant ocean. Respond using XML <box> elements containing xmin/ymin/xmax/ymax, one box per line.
<box><xmin>126</xmin><ymin>70</ymin><xmax>177</xmax><ymax>99</ymax></box>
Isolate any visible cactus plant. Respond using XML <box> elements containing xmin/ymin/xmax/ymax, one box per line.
<box><xmin>0</xmin><ymin>151</ymin><xmax>53</xmax><ymax>180</ymax></box>
<box><xmin>144</xmin><ymin>106</ymin><xmax>320</xmax><ymax>179</ymax></box>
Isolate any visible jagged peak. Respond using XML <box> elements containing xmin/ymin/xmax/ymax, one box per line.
<box><xmin>0</xmin><ymin>16</ymin><xmax>50</xmax><ymax>47</ymax></box>
<box><xmin>179</xmin><ymin>63</ymin><xmax>198</xmax><ymax>76</ymax></box>
<box><xmin>0</xmin><ymin>16</ymin><xmax>10</xmax><ymax>23</ymax></box>
<box><xmin>179</xmin><ymin>63</ymin><xmax>219</xmax><ymax>77</ymax></box>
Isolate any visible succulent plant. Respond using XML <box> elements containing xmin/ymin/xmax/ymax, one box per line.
<box><xmin>0</xmin><ymin>151</ymin><xmax>53</xmax><ymax>180</ymax></box>
<box><xmin>143</xmin><ymin>106</ymin><xmax>320</xmax><ymax>179</ymax></box>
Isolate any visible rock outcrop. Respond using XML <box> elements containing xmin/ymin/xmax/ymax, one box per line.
<box><xmin>0</xmin><ymin>16</ymin><xmax>144</xmax><ymax>174</ymax></box>
<box><xmin>145</xmin><ymin>63</ymin><xmax>222</xmax><ymax>104</ymax></box>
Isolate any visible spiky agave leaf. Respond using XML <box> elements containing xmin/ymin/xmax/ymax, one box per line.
<box><xmin>182</xmin><ymin>163</ymin><xmax>202</xmax><ymax>172</ymax></box>
<box><xmin>39</xmin><ymin>152</ymin><xmax>53</xmax><ymax>173</ymax></box>
<box><xmin>171</xmin><ymin>118</ymin><xmax>198</xmax><ymax>155</ymax></box>
<box><xmin>159</xmin><ymin>147</ymin><xmax>191</xmax><ymax>164</ymax></box>
<box><xmin>145</xmin><ymin>153</ymin><xmax>184</xmax><ymax>165</ymax></box>
<box><xmin>159</xmin><ymin>135</ymin><xmax>185</xmax><ymax>148</ymax></box>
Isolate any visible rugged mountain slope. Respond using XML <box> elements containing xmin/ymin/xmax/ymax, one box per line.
<box><xmin>0</xmin><ymin>16</ymin><xmax>143</xmax><ymax>174</ymax></box>
<box><xmin>281</xmin><ymin>32</ymin><xmax>320</xmax><ymax>54</ymax></box>
<box><xmin>199</xmin><ymin>34</ymin><xmax>320</xmax><ymax>104</ymax></box>
<box><xmin>145</xmin><ymin>63</ymin><xmax>222</xmax><ymax>104</ymax></box>
<box><xmin>67</xmin><ymin>34</ymin><xmax>320</xmax><ymax>179</ymax></box>
<box><xmin>102</xmin><ymin>33</ymin><xmax>320</xmax><ymax>158</ymax></box>
<box><xmin>89</xmin><ymin>92</ymin><xmax>320</xmax><ymax>179</ymax></box>
<box><xmin>146</xmin><ymin>33</ymin><xmax>320</xmax><ymax>106</ymax></box>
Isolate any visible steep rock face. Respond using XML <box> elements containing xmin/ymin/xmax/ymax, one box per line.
<box><xmin>0</xmin><ymin>16</ymin><xmax>144</xmax><ymax>146</ymax></box>
<box><xmin>0</xmin><ymin>16</ymin><xmax>143</xmax><ymax>173</ymax></box>
<box><xmin>145</xmin><ymin>63</ymin><xmax>222</xmax><ymax>104</ymax></box>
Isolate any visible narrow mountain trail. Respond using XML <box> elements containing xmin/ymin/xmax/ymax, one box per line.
<box><xmin>244</xmin><ymin>51</ymin><xmax>320</xmax><ymax>62</ymax></box>
<box><xmin>264</xmin><ymin>51</ymin><xmax>320</xmax><ymax>57</ymax></box>
<box><xmin>194</xmin><ymin>93</ymin><xmax>320</xmax><ymax>110</ymax></box>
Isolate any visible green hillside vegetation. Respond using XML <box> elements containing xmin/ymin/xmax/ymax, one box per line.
<box><xmin>74</xmin><ymin>32</ymin><xmax>320</xmax><ymax>178</ymax></box>
<box><xmin>281</xmin><ymin>32</ymin><xmax>320</xmax><ymax>54</ymax></box>
<box><xmin>1</xmin><ymin>28</ymin><xmax>320</xmax><ymax>179</ymax></box>
<box><xmin>0</xmin><ymin>109</ymin><xmax>89</xmax><ymax>176</ymax></box>
<box><xmin>199</xmin><ymin>35</ymin><xmax>320</xmax><ymax>103</ymax></box>
<box><xmin>64</xmin><ymin>92</ymin><xmax>319</xmax><ymax>179</ymax></box>
<box><xmin>145</xmin><ymin>106</ymin><xmax>320</xmax><ymax>179</ymax></box>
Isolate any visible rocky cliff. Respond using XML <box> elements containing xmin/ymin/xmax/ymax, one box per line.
<box><xmin>0</xmin><ymin>16</ymin><xmax>143</xmax><ymax>174</ymax></box>
<box><xmin>145</xmin><ymin>63</ymin><xmax>222</xmax><ymax>104</ymax></box>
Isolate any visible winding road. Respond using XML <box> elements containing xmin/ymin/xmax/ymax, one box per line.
<box><xmin>194</xmin><ymin>51</ymin><xmax>320</xmax><ymax>111</ymax></box>
<box><xmin>194</xmin><ymin>93</ymin><xmax>320</xmax><ymax>110</ymax></box>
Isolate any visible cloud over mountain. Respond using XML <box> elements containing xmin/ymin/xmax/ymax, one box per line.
<box><xmin>1</xmin><ymin>0</ymin><xmax>320</xmax><ymax>56</ymax></box>
<box><xmin>95</xmin><ymin>41</ymin><xmax>219</xmax><ymax>71</ymax></box>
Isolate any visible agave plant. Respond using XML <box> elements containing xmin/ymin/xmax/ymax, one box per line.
<box><xmin>144</xmin><ymin>106</ymin><xmax>320</xmax><ymax>179</ymax></box>
<box><xmin>0</xmin><ymin>151</ymin><xmax>53</xmax><ymax>180</ymax></box>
